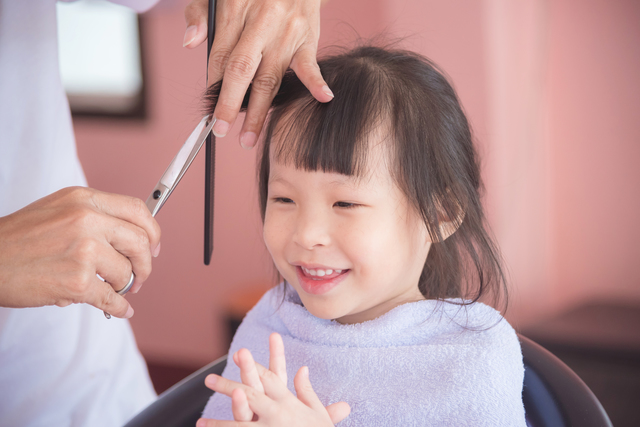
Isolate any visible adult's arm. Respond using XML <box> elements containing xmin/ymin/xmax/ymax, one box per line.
<box><xmin>0</xmin><ymin>187</ymin><xmax>161</xmax><ymax>318</ymax></box>
<box><xmin>183</xmin><ymin>0</ymin><xmax>334</xmax><ymax>149</ymax></box>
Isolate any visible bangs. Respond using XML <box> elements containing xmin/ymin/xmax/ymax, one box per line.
<box><xmin>264</xmin><ymin>56</ymin><xmax>392</xmax><ymax>178</ymax></box>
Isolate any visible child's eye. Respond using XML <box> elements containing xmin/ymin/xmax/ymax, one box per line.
<box><xmin>334</xmin><ymin>201</ymin><xmax>358</xmax><ymax>209</ymax></box>
<box><xmin>273</xmin><ymin>197</ymin><xmax>294</xmax><ymax>204</ymax></box>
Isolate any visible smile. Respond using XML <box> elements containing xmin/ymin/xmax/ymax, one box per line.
<box><xmin>300</xmin><ymin>266</ymin><xmax>343</xmax><ymax>279</ymax></box>
<box><xmin>295</xmin><ymin>266</ymin><xmax>350</xmax><ymax>295</ymax></box>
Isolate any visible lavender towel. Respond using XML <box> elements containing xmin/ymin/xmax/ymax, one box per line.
<box><xmin>203</xmin><ymin>286</ymin><xmax>526</xmax><ymax>426</ymax></box>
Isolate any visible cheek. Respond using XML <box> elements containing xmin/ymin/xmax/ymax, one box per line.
<box><xmin>263</xmin><ymin>213</ymin><xmax>278</xmax><ymax>253</ymax></box>
<box><xmin>263</xmin><ymin>208</ymin><xmax>289</xmax><ymax>261</ymax></box>
<box><xmin>337</xmin><ymin>213</ymin><xmax>400</xmax><ymax>272</ymax></box>
<box><xmin>343</xmin><ymin>210</ymin><xmax>424</xmax><ymax>278</ymax></box>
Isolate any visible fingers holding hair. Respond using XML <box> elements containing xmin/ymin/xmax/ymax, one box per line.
<box><xmin>289</xmin><ymin>42</ymin><xmax>334</xmax><ymax>103</ymax></box>
<box><xmin>183</xmin><ymin>0</ymin><xmax>208</xmax><ymax>48</ymax></box>
<box><xmin>184</xmin><ymin>0</ymin><xmax>333</xmax><ymax>148</ymax></box>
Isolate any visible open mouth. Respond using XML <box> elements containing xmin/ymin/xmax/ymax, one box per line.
<box><xmin>295</xmin><ymin>266</ymin><xmax>350</xmax><ymax>295</ymax></box>
<box><xmin>299</xmin><ymin>266</ymin><xmax>346</xmax><ymax>280</ymax></box>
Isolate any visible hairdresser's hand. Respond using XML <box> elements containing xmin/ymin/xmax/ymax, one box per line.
<box><xmin>183</xmin><ymin>0</ymin><xmax>333</xmax><ymax>149</ymax></box>
<box><xmin>197</xmin><ymin>333</ymin><xmax>350</xmax><ymax>426</ymax></box>
<box><xmin>0</xmin><ymin>187</ymin><xmax>161</xmax><ymax>318</ymax></box>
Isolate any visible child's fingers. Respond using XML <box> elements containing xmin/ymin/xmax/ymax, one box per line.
<box><xmin>268</xmin><ymin>332</ymin><xmax>287</xmax><ymax>384</ymax></box>
<box><xmin>231</xmin><ymin>388</ymin><xmax>254</xmax><ymax>422</ymax></box>
<box><xmin>256</xmin><ymin>363</ymin><xmax>292</xmax><ymax>401</ymax></box>
<box><xmin>204</xmin><ymin>374</ymin><xmax>272</xmax><ymax>415</ymax></box>
<box><xmin>293</xmin><ymin>366</ymin><xmax>325</xmax><ymax>411</ymax></box>
<box><xmin>326</xmin><ymin>401</ymin><xmax>352</xmax><ymax>424</ymax></box>
<box><xmin>204</xmin><ymin>374</ymin><xmax>252</xmax><ymax>398</ymax></box>
<box><xmin>235</xmin><ymin>348</ymin><xmax>265</xmax><ymax>393</ymax></box>
<box><xmin>244</xmin><ymin>357</ymin><xmax>281</xmax><ymax>383</ymax></box>
<box><xmin>247</xmin><ymin>359</ymin><xmax>268</xmax><ymax>376</ymax></box>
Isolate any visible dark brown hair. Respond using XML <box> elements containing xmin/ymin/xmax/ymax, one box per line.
<box><xmin>205</xmin><ymin>45</ymin><xmax>507</xmax><ymax>308</ymax></box>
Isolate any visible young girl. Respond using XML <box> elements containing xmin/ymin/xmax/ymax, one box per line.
<box><xmin>199</xmin><ymin>45</ymin><xmax>526</xmax><ymax>426</ymax></box>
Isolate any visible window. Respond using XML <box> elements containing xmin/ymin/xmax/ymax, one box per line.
<box><xmin>57</xmin><ymin>0</ymin><xmax>146</xmax><ymax>118</ymax></box>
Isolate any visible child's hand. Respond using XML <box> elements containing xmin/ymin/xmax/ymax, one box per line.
<box><xmin>228</xmin><ymin>333</ymin><xmax>288</xmax><ymax>422</ymax></box>
<box><xmin>197</xmin><ymin>333</ymin><xmax>350</xmax><ymax>426</ymax></box>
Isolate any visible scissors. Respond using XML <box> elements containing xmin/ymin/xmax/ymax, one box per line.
<box><xmin>103</xmin><ymin>115</ymin><xmax>215</xmax><ymax>319</ymax></box>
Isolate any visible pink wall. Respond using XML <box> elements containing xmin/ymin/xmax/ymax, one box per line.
<box><xmin>547</xmin><ymin>0</ymin><xmax>640</xmax><ymax>307</ymax></box>
<box><xmin>73</xmin><ymin>0</ymin><xmax>640</xmax><ymax>366</ymax></box>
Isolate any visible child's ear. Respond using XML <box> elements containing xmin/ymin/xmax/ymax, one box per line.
<box><xmin>423</xmin><ymin>214</ymin><xmax>463</xmax><ymax>244</ymax></box>
<box><xmin>431</xmin><ymin>193</ymin><xmax>465</xmax><ymax>242</ymax></box>
<box><xmin>437</xmin><ymin>213</ymin><xmax>464</xmax><ymax>241</ymax></box>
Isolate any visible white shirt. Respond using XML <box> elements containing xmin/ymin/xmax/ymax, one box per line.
<box><xmin>0</xmin><ymin>1</ymin><xmax>159</xmax><ymax>425</ymax></box>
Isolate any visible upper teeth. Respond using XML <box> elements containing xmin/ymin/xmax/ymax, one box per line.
<box><xmin>302</xmin><ymin>267</ymin><xmax>342</xmax><ymax>276</ymax></box>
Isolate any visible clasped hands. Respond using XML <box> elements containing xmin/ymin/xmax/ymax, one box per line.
<box><xmin>197</xmin><ymin>333</ymin><xmax>350</xmax><ymax>426</ymax></box>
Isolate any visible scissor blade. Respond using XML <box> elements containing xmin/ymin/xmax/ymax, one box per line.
<box><xmin>145</xmin><ymin>116</ymin><xmax>214</xmax><ymax>217</ymax></box>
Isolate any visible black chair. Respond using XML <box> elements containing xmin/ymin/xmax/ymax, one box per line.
<box><xmin>124</xmin><ymin>336</ymin><xmax>612</xmax><ymax>427</ymax></box>
<box><xmin>124</xmin><ymin>355</ymin><xmax>228</xmax><ymax>427</ymax></box>
<box><xmin>519</xmin><ymin>335</ymin><xmax>612</xmax><ymax>427</ymax></box>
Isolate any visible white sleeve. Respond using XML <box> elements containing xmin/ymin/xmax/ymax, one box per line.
<box><xmin>0</xmin><ymin>305</ymin><xmax>157</xmax><ymax>427</ymax></box>
<box><xmin>108</xmin><ymin>0</ymin><xmax>161</xmax><ymax>13</ymax></box>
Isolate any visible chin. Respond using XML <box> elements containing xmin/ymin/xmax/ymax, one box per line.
<box><xmin>299</xmin><ymin>299</ymin><xmax>345</xmax><ymax>321</ymax></box>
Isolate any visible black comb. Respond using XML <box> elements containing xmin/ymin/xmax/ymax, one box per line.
<box><xmin>204</xmin><ymin>0</ymin><xmax>217</xmax><ymax>265</ymax></box>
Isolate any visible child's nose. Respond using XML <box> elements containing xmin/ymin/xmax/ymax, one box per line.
<box><xmin>293</xmin><ymin>209</ymin><xmax>331</xmax><ymax>250</ymax></box>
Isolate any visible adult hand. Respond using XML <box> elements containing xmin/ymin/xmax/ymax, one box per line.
<box><xmin>197</xmin><ymin>333</ymin><xmax>350</xmax><ymax>426</ymax></box>
<box><xmin>183</xmin><ymin>0</ymin><xmax>334</xmax><ymax>149</ymax></box>
<box><xmin>0</xmin><ymin>187</ymin><xmax>161</xmax><ymax>318</ymax></box>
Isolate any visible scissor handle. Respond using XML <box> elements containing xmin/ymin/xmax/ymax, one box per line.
<box><xmin>103</xmin><ymin>272</ymin><xmax>136</xmax><ymax>319</ymax></box>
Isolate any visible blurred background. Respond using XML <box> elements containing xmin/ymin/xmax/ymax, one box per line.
<box><xmin>58</xmin><ymin>0</ymin><xmax>639</xmax><ymax>424</ymax></box>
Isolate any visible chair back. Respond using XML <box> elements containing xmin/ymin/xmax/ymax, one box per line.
<box><xmin>520</xmin><ymin>335</ymin><xmax>612</xmax><ymax>427</ymax></box>
<box><xmin>123</xmin><ymin>356</ymin><xmax>227</xmax><ymax>427</ymax></box>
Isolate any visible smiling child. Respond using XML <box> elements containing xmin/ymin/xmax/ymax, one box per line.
<box><xmin>200</xmin><ymin>45</ymin><xmax>526</xmax><ymax>426</ymax></box>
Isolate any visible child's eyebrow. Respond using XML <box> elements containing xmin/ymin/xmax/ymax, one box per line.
<box><xmin>269</xmin><ymin>172</ymin><xmax>365</xmax><ymax>191</ymax></box>
<box><xmin>268</xmin><ymin>175</ymin><xmax>290</xmax><ymax>186</ymax></box>
<box><xmin>328</xmin><ymin>176</ymin><xmax>362</xmax><ymax>189</ymax></box>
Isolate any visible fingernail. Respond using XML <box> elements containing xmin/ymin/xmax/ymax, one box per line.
<box><xmin>240</xmin><ymin>132</ymin><xmax>257</xmax><ymax>149</ymax></box>
<box><xmin>322</xmin><ymin>85</ymin><xmax>334</xmax><ymax>98</ymax></box>
<box><xmin>131</xmin><ymin>282</ymin><xmax>142</xmax><ymax>294</ymax></box>
<box><xmin>196</xmin><ymin>419</ymin><xmax>206</xmax><ymax>427</ymax></box>
<box><xmin>183</xmin><ymin>25</ymin><xmax>198</xmax><ymax>47</ymax></box>
<box><xmin>212</xmin><ymin>118</ymin><xmax>230</xmax><ymax>137</ymax></box>
<box><xmin>153</xmin><ymin>242</ymin><xmax>161</xmax><ymax>258</ymax></box>
<box><xmin>125</xmin><ymin>306</ymin><xmax>134</xmax><ymax>319</ymax></box>
<box><xmin>205</xmin><ymin>375</ymin><xmax>218</xmax><ymax>387</ymax></box>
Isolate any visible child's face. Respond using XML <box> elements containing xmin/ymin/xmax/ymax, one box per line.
<box><xmin>263</xmin><ymin>138</ymin><xmax>432</xmax><ymax>324</ymax></box>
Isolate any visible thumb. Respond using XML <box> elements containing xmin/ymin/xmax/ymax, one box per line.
<box><xmin>88</xmin><ymin>276</ymin><xmax>134</xmax><ymax>318</ymax></box>
<box><xmin>183</xmin><ymin>0</ymin><xmax>208</xmax><ymax>48</ymax></box>
<box><xmin>326</xmin><ymin>402</ymin><xmax>351</xmax><ymax>424</ymax></box>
